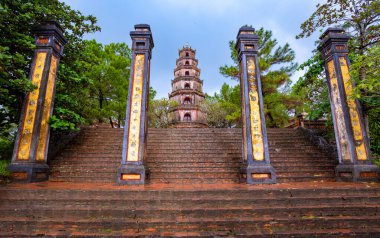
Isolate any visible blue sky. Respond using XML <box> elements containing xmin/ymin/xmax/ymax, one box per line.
<box><xmin>63</xmin><ymin>0</ymin><xmax>322</xmax><ymax>98</ymax></box>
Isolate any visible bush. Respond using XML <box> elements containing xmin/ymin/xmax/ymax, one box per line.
<box><xmin>0</xmin><ymin>160</ymin><xmax>11</xmax><ymax>177</ymax></box>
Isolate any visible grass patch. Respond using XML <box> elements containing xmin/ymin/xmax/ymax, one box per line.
<box><xmin>0</xmin><ymin>160</ymin><xmax>11</xmax><ymax>177</ymax></box>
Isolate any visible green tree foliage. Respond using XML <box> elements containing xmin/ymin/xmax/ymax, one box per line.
<box><xmin>0</xmin><ymin>0</ymin><xmax>100</xmax><ymax>131</ymax></box>
<box><xmin>201</xmin><ymin>83</ymin><xmax>241</xmax><ymax>128</ymax></box>
<box><xmin>296</xmin><ymin>0</ymin><xmax>380</xmax><ymax>155</ymax></box>
<box><xmin>291</xmin><ymin>51</ymin><xmax>331</xmax><ymax>120</ymax></box>
<box><xmin>0</xmin><ymin>0</ymin><xmax>102</xmax><ymax>160</ymax></box>
<box><xmin>219</xmin><ymin>27</ymin><xmax>300</xmax><ymax>127</ymax></box>
<box><xmin>297</xmin><ymin>0</ymin><xmax>379</xmax><ymax>54</ymax></box>
<box><xmin>79</xmin><ymin>40</ymin><xmax>131</xmax><ymax>128</ymax></box>
<box><xmin>149</xmin><ymin>98</ymin><xmax>178</xmax><ymax>128</ymax></box>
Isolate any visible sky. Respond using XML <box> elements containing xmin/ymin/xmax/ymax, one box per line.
<box><xmin>63</xmin><ymin>0</ymin><xmax>322</xmax><ymax>98</ymax></box>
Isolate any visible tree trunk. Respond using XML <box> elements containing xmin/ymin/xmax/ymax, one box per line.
<box><xmin>98</xmin><ymin>90</ymin><xmax>103</xmax><ymax>123</ymax></box>
<box><xmin>109</xmin><ymin>117</ymin><xmax>114</xmax><ymax>128</ymax></box>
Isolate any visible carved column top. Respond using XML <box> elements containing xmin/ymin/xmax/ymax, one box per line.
<box><xmin>318</xmin><ymin>28</ymin><xmax>350</xmax><ymax>60</ymax></box>
<box><xmin>236</xmin><ymin>26</ymin><xmax>259</xmax><ymax>60</ymax></box>
<box><xmin>131</xmin><ymin>24</ymin><xmax>154</xmax><ymax>58</ymax></box>
<box><xmin>33</xmin><ymin>20</ymin><xmax>67</xmax><ymax>56</ymax></box>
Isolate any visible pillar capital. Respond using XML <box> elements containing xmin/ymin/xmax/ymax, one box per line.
<box><xmin>33</xmin><ymin>20</ymin><xmax>67</xmax><ymax>56</ymax></box>
<box><xmin>236</xmin><ymin>26</ymin><xmax>259</xmax><ymax>61</ymax></box>
<box><xmin>130</xmin><ymin>24</ymin><xmax>154</xmax><ymax>59</ymax></box>
<box><xmin>318</xmin><ymin>28</ymin><xmax>350</xmax><ymax>61</ymax></box>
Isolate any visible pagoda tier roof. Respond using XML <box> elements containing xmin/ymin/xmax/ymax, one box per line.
<box><xmin>174</xmin><ymin>65</ymin><xmax>201</xmax><ymax>73</ymax></box>
<box><xmin>170</xmin><ymin>104</ymin><xmax>202</xmax><ymax>111</ymax></box>
<box><xmin>169</xmin><ymin>89</ymin><xmax>205</xmax><ymax>98</ymax></box>
<box><xmin>176</xmin><ymin>57</ymin><xmax>198</xmax><ymax>64</ymax></box>
<box><xmin>172</xmin><ymin>76</ymin><xmax>203</xmax><ymax>84</ymax></box>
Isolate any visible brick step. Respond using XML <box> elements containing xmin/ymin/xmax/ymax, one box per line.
<box><xmin>277</xmin><ymin>176</ymin><xmax>336</xmax><ymax>182</ymax></box>
<box><xmin>3</xmin><ymin>187</ymin><xmax>379</xmax><ymax>200</ymax></box>
<box><xmin>52</xmin><ymin>163</ymin><xmax>334</xmax><ymax>174</ymax></box>
<box><xmin>276</xmin><ymin>171</ymin><xmax>334</xmax><ymax>177</ymax></box>
<box><xmin>49</xmin><ymin>177</ymin><xmax>115</xmax><ymax>183</ymax></box>
<box><xmin>147</xmin><ymin>178</ymin><xmax>240</xmax><ymax>184</ymax></box>
<box><xmin>146</xmin><ymin>162</ymin><xmax>241</xmax><ymax>167</ymax></box>
<box><xmin>148</xmin><ymin>167</ymin><xmax>239</xmax><ymax>173</ymax></box>
<box><xmin>0</xmin><ymin>216</ymin><xmax>379</xmax><ymax>236</ymax></box>
<box><xmin>1</xmin><ymin>229</ymin><xmax>379</xmax><ymax>238</ymax></box>
<box><xmin>3</xmin><ymin>197</ymin><xmax>380</xmax><ymax>209</ymax></box>
<box><xmin>50</xmin><ymin>167</ymin><xmax>118</xmax><ymax>173</ymax></box>
<box><xmin>145</xmin><ymin>145</ymin><xmax>320</xmax><ymax>149</ymax></box>
<box><xmin>1</xmin><ymin>205</ymin><xmax>379</xmax><ymax>221</ymax></box>
<box><xmin>271</xmin><ymin>158</ymin><xmax>335</xmax><ymax>163</ymax></box>
<box><xmin>272</xmin><ymin>165</ymin><xmax>335</xmax><ymax>170</ymax></box>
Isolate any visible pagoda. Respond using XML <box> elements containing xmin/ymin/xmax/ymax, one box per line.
<box><xmin>169</xmin><ymin>45</ymin><xmax>207</xmax><ymax>127</ymax></box>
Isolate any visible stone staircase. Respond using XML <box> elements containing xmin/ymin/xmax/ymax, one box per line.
<box><xmin>2</xmin><ymin>126</ymin><xmax>380</xmax><ymax>237</ymax></box>
<box><xmin>49</xmin><ymin>127</ymin><xmax>336</xmax><ymax>183</ymax></box>
<box><xmin>1</xmin><ymin>183</ymin><xmax>380</xmax><ymax>236</ymax></box>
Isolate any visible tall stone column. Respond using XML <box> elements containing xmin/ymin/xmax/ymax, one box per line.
<box><xmin>9</xmin><ymin>21</ymin><xmax>67</xmax><ymax>182</ymax></box>
<box><xmin>236</xmin><ymin>26</ymin><xmax>276</xmax><ymax>184</ymax></box>
<box><xmin>117</xmin><ymin>24</ymin><xmax>154</xmax><ymax>185</ymax></box>
<box><xmin>318</xmin><ymin>28</ymin><xmax>379</xmax><ymax>182</ymax></box>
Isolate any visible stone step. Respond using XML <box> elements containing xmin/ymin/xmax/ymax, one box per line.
<box><xmin>1</xmin><ymin>216</ymin><xmax>378</xmax><ymax>237</ymax></box>
<box><xmin>1</xmin><ymin>205</ymin><xmax>379</xmax><ymax>221</ymax></box>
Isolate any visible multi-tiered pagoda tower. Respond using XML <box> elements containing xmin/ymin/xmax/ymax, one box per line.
<box><xmin>169</xmin><ymin>45</ymin><xmax>207</xmax><ymax>128</ymax></box>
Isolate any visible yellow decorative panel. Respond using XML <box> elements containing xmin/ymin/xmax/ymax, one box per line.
<box><xmin>247</xmin><ymin>57</ymin><xmax>264</xmax><ymax>161</ymax></box>
<box><xmin>339</xmin><ymin>57</ymin><xmax>368</xmax><ymax>161</ymax></box>
<box><xmin>17</xmin><ymin>52</ymin><xmax>47</xmax><ymax>160</ymax></box>
<box><xmin>327</xmin><ymin>60</ymin><xmax>351</xmax><ymax>161</ymax></box>
<box><xmin>122</xmin><ymin>174</ymin><xmax>141</xmax><ymax>180</ymax></box>
<box><xmin>36</xmin><ymin>55</ymin><xmax>58</xmax><ymax>161</ymax></box>
<box><xmin>126</xmin><ymin>54</ymin><xmax>145</xmax><ymax>162</ymax></box>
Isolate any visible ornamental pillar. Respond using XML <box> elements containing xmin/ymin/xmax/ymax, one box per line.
<box><xmin>318</xmin><ymin>28</ymin><xmax>379</xmax><ymax>182</ymax></box>
<box><xmin>9</xmin><ymin>21</ymin><xmax>67</xmax><ymax>182</ymax></box>
<box><xmin>235</xmin><ymin>26</ymin><xmax>276</xmax><ymax>184</ymax></box>
<box><xmin>117</xmin><ymin>24</ymin><xmax>154</xmax><ymax>185</ymax></box>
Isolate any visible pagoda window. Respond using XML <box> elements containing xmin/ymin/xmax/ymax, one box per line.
<box><xmin>185</xmin><ymin>71</ymin><xmax>189</xmax><ymax>76</ymax></box>
<box><xmin>185</xmin><ymin>61</ymin><xmax>189</xmax><ymax>65</ymax></box>
<box><xmin>184</xmin><ymin>113</ymin><xmax>191</xmax><ymax>121</ymax></box>
<box><xmin>186</xmin><ymin>52</ymin><xmax>189</xmax><ymax>57</ymax></box>
<box><xmin>184</xmin><ymin>83</ymin><xmax>191</xmax><ymax>89</ymax></box>
<box><xmin>184</xmin><ymin>97</ymin><xmax>191</xmax><ymax>104</ymax></box>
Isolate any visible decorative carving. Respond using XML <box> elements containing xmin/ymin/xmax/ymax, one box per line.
<box><xmin>17</xmin><ymin>52</ymin><xmax>47</xmax><ymax>160</ymax></box>
<box><xmin>247</xmin><ymin>57</ymin><xmax>264</xmax><ymax>161</ymax></box>
<box><xmin>36</xmin><ymin>55</ymin><xmax>58</xmax><ymax>161</ymax></box>
<box><xmin>327</xmin><ymin>60</ymin><xmax>351</xmax><ymax>161</ymax></box>
<box><xmin>339</xmin><ymin>57</ymin><xmax>367</xmax><ymax>160</ymax></box>
<box><xmin>126</xmin><ymin>54</ymin><xmax>145</xmax><ymax>162</ymax></box>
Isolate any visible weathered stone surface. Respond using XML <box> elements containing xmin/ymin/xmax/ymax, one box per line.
<box><xmin>49</xmin><ymin>127</ymin><xmax>337</xmax><ymax>183</ymax></box>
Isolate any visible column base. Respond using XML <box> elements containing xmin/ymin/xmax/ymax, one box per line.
<box><xmin>117</xmin><ymin>163</ymin><xmax>147</xmax><ymax>185</ymax></box>
<box><xmin>336</xmin><ymin>164</ymin><xmax>379</xmax><ymax>182</ymax></box>
<box><xmin>240</xmin><ymin>164</ymin><xmax>277</xmax><ymax>184</ymax></box>
<box><xmin>8</xmin><ymin>162</ymin><xmax>49</xmax><ymax>183</ymax></box>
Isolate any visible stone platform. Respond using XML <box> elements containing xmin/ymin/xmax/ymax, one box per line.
<box><xmin>1</xmin><ymin>182</ymin><xmax>380</xmax><ymax>237</ymax></box>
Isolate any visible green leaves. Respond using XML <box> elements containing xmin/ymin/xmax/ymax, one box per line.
<box><xmin>81</xmin><ymin>40</ymin><xmax>131</xmax><ymax>126</ymax></box>
<box><xmin>149</xmin><ymin>98</ymin><xmax>178</xmax><ymax>128</ymax></box>
<box><xmin>219</xmin><ymin>27</ymin><xmax>299</xmax><ymax>127</ymax></box>
<box><xmin>201</xmin><ymin>83</ymin><xmax>241</xmax><ymax>128</ymax></box>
